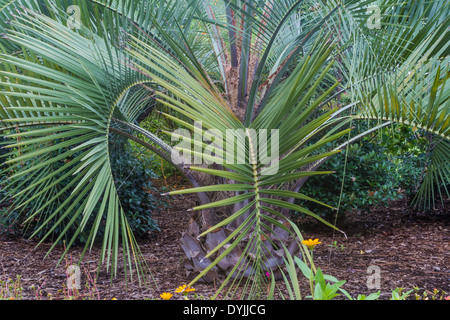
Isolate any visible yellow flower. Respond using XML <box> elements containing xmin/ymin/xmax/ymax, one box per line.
<box><xmin>160</xmin><ymin>292</ymin><xmax>173</xmax><ymax>300</ymax></box>
<box><xmin>175</xmin><ymin>284</ymin><xmax>195</xmax><ymax>294</ymax></box>
<box><xmin>302</xmin><ymin>238</ymin><xmax>321</xmax><ymax>250</ymax></box>
<box><xmin>111</xmin><ymin>297</ymin><xmax>117</xmax><ymax>300</ymax></box>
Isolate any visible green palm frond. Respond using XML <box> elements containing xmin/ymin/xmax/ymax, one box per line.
<box><xmin>0</xmin><ymin>6</ymin><xmax>153</xmax><ymax>280</ymax></box>
<box><xmin>351</xmin><ymin>15</ymin><xmax>450</xmax><ymax>207</ymax></box>
<box><xmin>126</xmin><ymin>28</ymin><xmax>351</xmax><ymax>296</ymax></box>
<box><xmin>412</xmin><ymin>139</ymin><xmax>450</xmax><ymax>210</ymax></box>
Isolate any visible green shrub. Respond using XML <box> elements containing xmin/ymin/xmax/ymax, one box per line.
<box><xmin>297</xmin><ymin>124</ymin><xmax>426</xmax><ymax>220</ymax></box>
<box><xmin>110</xmin><ymin>152</ymin><xmax>168</xmax><ymax>237</ymax></box>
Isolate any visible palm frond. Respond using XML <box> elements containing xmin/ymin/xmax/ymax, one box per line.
<box><xmin>0</xmin><ymin>6</ymin><xmax>152</xmax><ymax>281</ymax></box>
<box><xmin>127</xmin><ymin>29</ymin><xmax>351</xmax><ymax>297</ymax></box>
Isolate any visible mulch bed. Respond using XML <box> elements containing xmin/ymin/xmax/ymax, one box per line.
<box><xmin>297</xmin><ymin>198</ymin><xmax>449</xmax><ymax>300</ymax></box>
<box><xmin>0</xmin><ymin>188</ymin><xmax>448</xmax><ymax>300</ymax></box>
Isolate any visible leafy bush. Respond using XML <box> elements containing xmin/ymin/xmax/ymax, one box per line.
<box><xmin>110</xmin><ymin>152</ymin><xmax>168</xmax><ymax>237</ymax></box>
<box><xmin>297</xmin><ymin>124</ymin><xmax>426</xmax><ymax>220</ymax></box>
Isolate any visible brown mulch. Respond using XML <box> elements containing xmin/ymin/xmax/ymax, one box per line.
<box><xmin>296</xmin><ymin>198</ymin><xmax>449</xmax><ymax>300</ymax></box>
<box><xmin>0</xmin><ymin>188</ymin><xmax>448</xmax><ymax>300</ymax></box>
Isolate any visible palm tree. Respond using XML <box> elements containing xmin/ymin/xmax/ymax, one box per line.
<box><xmin>0</xmin><ymin>0</ymin><xmax>448</xmax><ymax>298</ymax></box>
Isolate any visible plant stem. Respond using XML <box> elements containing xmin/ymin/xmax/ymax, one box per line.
<box><xmin>309</xmin><ymin>250</ymin><xmax>315</xmax><ymax>298</ymax></box>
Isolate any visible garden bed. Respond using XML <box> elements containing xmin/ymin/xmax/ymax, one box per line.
<box><xmin>0</xmin><ymin>191</ymin><xmax>448</xmax><ymax>300</ymax></box>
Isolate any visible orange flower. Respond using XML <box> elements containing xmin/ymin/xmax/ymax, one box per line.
<box><xmin>302</xmin><ymin>238</ymin><xmax>322</xmax><ymax>250</ymax></box>
<box><xmin>175</xmin><ymin>284</ymin><xmax>195</xmax><ymax>294</ymax></box>
<box><xmin>160</xmin><ymin>292</ymin><xmax>173</xmax><ymax>300</ymax></box>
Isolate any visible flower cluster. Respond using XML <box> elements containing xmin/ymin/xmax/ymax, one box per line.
<box><xmin>160</xmin><ymin>284</ymin><xmax>195</xmax><ymax>300</ymax></box>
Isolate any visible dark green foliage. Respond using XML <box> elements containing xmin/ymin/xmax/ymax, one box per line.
<box><xmin>298</xmin><ymin>125</ymin><xmax>426</xmax><ymax>220</ymax></box>
<box><xmin>110</xmin><ymin>151</ymin><xmax>168</xmax><ymax>237</ymax></box>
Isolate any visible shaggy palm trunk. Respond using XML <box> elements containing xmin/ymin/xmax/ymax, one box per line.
<box><xmin>179</xmin><ymin>160</ymin><xmax>324</xmax><ymax>282</ymax></box>
<box><xmin>180</xmin><ymin>204</ymin><xmax>301</xmax><ymax>282</ymax></box>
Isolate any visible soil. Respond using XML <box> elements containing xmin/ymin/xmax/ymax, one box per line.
<box><xmin>0</xmin><ymin>183</ymin><xmax>449</xmax><ymax>300</ymax></box>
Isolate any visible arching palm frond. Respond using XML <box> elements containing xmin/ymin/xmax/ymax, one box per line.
<box><xmin>352</xmin><ymin>16</ymin><xmax>450</xmax><ymax>208</ymax></box>
<box><xmin>0</xmin><ymin>0</ymin><xmax>222</xmax><ymax>284</ymax></box>
<box><xmin>0</xmin><ymin>6</ymin><xmax>156</xmax><ymax>281</ymax></box>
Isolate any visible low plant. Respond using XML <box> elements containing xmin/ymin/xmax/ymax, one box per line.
<box><xmin>328</xmin><ymin>240</ymin><xmax>346</xmax><ymax>251</ymax></box>
<box><xmin>280</xmin><ymin>237</ymin><xmax>441</xmax><ymax>301</ymax></box>
<box><xmin>354</xmin><ymin>292</ymin><xmax>382</xmax><ymax>300</ymax></box>
<box><xmin>0</xmin><ymin>275</ymin><xmax>23</xmax><ymax>300</ymax></box>
<box><xmin>29</xmin><ymin>271</ymin><xmax>100</xmax><ymax>300</ymax></box>
<box><xmin>278</xmin><ymin>232</ymin><xmax>386</xmax><ymax>301</ymax></box>
<box><xmin>413</xmin><ymin>287</ymin><xmax>449</xmax><ymax>300</ymax></box>
<box><xmin>294</xmin><ymin>239</ymin><xmax>356</xmax><ymax>300</ymax></box>
<box><xmin>390</xmin><ymin>287</ymin><xmax>414</xmax><ymax>300</ymax></box>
